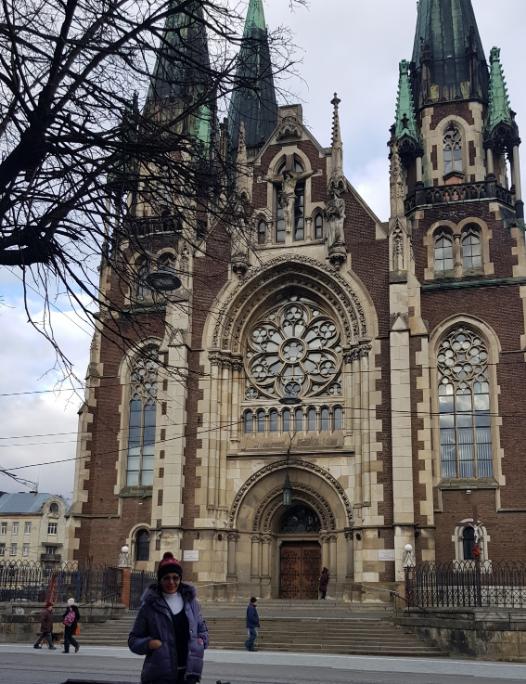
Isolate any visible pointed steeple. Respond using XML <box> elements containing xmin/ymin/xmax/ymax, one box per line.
<box><xmin>393</xmin><ymin>60</ymin><xmax>422</xmax><ymax>163</ymax></box>
<box><xmin>486</xmin><ymin>47</ymin><xmax>517</xmax><ymax>142</ymax></box>
<box><xmin>328</xmin><ymin>93</ymin><xmax>346</xmax><ymax>198</ymax></box>
<box><xmin>228</xmin><ymin>0</ymin><xmax>278</xmax><ymax>152</ymax></box>
<box><xmin>411</xmin><ymin>0</ymin><xmax>488</xmax><ymax>108</ymax></box>
<box><xmin>235</xmin><ymin>121</ymin><xmax>251</xmax><ymax>200</ymax></box>
<box><xmin>147</xmin><ymin>1</ymin><xmax>211</xmax><ymax>108</ymax></box>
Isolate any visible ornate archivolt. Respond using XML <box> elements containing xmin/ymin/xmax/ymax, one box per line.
<box><xmin>211</xmin><ymin>255</ymin><xmax>369</xmax><ymax>353</ymax></box>
<box><xmin>228</xmin><ymin>458</ymin><xmax>353</xmax><ymax>530</ymax></box>
<box><xmin>253</xmin><ymin>485</ymin><xmax>336</xmax><ymax>533</ymax></box>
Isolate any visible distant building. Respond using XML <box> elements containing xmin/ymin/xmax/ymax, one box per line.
<box><xmin>70</xmin><ymin>0</ymin><xmax>526</xmax><ymax>599</ymax></box>
<box><xmin>0</xmin><ymin>492</ymin><xmax>68</xmax><ymax>565</ymax></box>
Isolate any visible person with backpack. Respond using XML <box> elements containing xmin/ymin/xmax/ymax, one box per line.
<box><xmin>62</xmin><ymin>598</ymin><xmax>80</xmax><ymax>653</ymax></box>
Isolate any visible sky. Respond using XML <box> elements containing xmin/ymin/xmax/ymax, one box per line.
<box><xmin>1</xmin><ymin>0</ymin><xmax>525</xmax><ymax>501</ymax></box>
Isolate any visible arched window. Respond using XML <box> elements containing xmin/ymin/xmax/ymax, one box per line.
<box><xmin>437</xmin><ymin>327</ymin><xmax>492</xmax><ymax>479</ymax></box>
<box><xmin>294</xmin><ymin>182</ymin><xmax>305</xmax><ymax>241</ymax></box>
<box><xmin>320</xmin><ymin>406</ymin><xmax>330</xmax><ymax>432</ymax></box>
<box><xmin>294</xmin><ymin>407</ymin><xmax>304</xmax><ymax>433</ymax></box>
<box><xmin>279</xmin><ymin>504</ymin><xmax>321</xmax><ymax>533</ymax></box>
<box><xmin>126</xmin><ymin>350</ymin><xmax>158</xmax><ymax>487</ymax></box>
<box><xmin>282</xmin><ymin>409</ymin><xmax>291</xmax><ymax>433</ymax></box>
<box><xmin>314</xmin><ymin>213</ymin><xmax>324</xmax><ymax>240</ymax></box>
<box><xmin>307</xmin><ymin>407</ymin><xmax>317</xmax><ymax>432</ymax></box>
<box><xmin>269</xmin><ymin>409</ymin><xmax>279</xmax><ymax>432</ymax></box>
<box><xmin>462</xmin><ymin>525</ymin><xmax>476</xmax><ymax>561</ymax></box>
<box><xmin>443</xmin><ymin>124</ymin><xmax>463</xmax><ymax>175</ymax></box>
<box><xmin>136</xmin><ymin>257</ymin><xmax>151</xmax><ymax>301</ymax></box>
<box><xmin>257</xmin><ymin>220</ymin><xmax>267</xmax><ymax>245</ymax></box>
<box><xmin>135</xmin><ymin>529</ymin><xmax>150</xmax><ymax>562</ymax></box>
<box><xmin>461</xmin><ymin>226</ymin><xmax>482</xmax><ymax>270</ymax></box>
<box><xmin>256</xmin><ymin>409</ymin><xmax>265</xmax><ymax>433</ymax></box>
<box><xmin>333</xmin><ymin>406</ymin><xmax>343</xmax><ymax>431</ymax></box>
<box><xmin>244</xmin><ymin>410</ymin><xmax>253</xmax><ymax>434</ymax></box>
<box><xmin>434</xmin><ymin>229</ymin><xmax>454</xmax><ymax>273</ymax></box>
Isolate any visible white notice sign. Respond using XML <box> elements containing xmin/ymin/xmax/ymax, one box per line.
<box><xmin>183</xmin><ymin>550</ymin><xmax>199</xmax><ymax>562</ymax></box>
<box><xmin>378</xmin><ymin>549</ymin><xmax>395</xmax><ymax>561</ymax></box>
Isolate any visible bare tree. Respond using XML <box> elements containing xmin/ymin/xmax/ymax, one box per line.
<box><xmin>0</xmin><ymin>0</ymin><xmax>303</xmax><ymax>374</ymax></box>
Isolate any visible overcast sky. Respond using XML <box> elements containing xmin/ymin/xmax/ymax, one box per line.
<box><xmin>1</xmin><ymin>0</ymin><xmax>525</xmax><ymax>501</ymax></box>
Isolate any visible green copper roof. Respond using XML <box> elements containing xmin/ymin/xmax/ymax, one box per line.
<box><xmin>486</xmin><ymin>47</ymin><xmax>513</xmax><ymax>135</ymax></box>
<box><xmin>228</xmin><ymin>0</ymin><xmax>278</xmax><ymax>151</ymax></box>
<box><xmin>245</xmin><ymin>0</ymin><xmax>266</xmax><ymax>33</ymax></box>
<box><xmin>147</xmin><ymin>1</ymin><xmax>211</xmax><ymax>105</ymax></box>
<box><xmin>412</xmin><ymin>0</ymin><xmax>489</xmax><ymax>106</ymax></box>
<box><xmin>394</xmin><ymin>60</ymin><xmax>420</xmax><ymax>146</ymax></box>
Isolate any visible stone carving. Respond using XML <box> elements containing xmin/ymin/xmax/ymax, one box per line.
<box><xmin>228</xmin><ymin>197</ymin><xmax>251</xmax><ymax>278</ymax></box>
<box><xmin>212</xmin><ymin>255</ymin><xmax>367</xmax><ymax>349</ymax></box>
<box><xmin>228</xmin><ymin>458</ymin><xmax>353</xmax><ymax>529</ymax></box>
<box><xmin>276</xmin><ymin>115</ymin><xmax>302</xmax><ymax>140</ymax></box>
<box><xmin>253</xmin><ymin>484</ymin><xmax>336</xmax><ymax>533</ymax></box>
<box><xmin>391</xmin><ymin>220</ymin><xmax>405</xmax><ymax>272</ymax></box>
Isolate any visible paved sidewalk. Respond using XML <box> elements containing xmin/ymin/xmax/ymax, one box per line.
<box><xmin>2</xmin><ymin>643</ymin><xmax>526</xmax><ymax>680</ymax></box>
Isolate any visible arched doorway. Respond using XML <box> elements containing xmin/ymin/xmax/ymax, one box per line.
<box><xmin>278</xmin><ymin>504</ymin><xmax>321</xmax><ymax>599</ymax></box>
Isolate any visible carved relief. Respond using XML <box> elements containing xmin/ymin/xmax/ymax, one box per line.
<box><xmin>228</xmin><ymin>458</ymin><xmax>353</xmax><ymax>529</ymax></box>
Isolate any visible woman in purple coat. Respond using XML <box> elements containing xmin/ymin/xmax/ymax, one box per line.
<box><xmin>129</xmin><ymin>552</ymin><xmax>208</xmax><ymax>684</ymax></box>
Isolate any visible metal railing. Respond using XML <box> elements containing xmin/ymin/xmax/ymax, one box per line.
<box><xmin>405</xmin><ymin>560</ymin><xmax>526</xmax><ymax>609</ymax></box>
<box><xmin>0</xmin><ymin>560</ymin><xmax>121</xmax><ymax>606</ymax></box>
<box><xmin>129</xmin><ymin>569</ymin><xmax>156</xmax><ymax>609</ymax></box>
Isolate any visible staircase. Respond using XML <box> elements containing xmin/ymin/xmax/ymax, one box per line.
<box><xmin>79</xmin><ymin>600</ymin><xmax>446</xmax><ymax>657</ymax></box>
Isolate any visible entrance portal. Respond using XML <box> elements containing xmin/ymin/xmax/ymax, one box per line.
<box><xmin>279</xmin><ymin>542</ymin><xmax>321</xmax><ymax>599</ymax></box>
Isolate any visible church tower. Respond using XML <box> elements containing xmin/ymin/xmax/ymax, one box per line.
<box><xmin>390</xmin><ymin>0</ymin><xmax>526</xmax><ymax>568</ymax></box>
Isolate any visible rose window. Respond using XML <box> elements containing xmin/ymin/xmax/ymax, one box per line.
<box><xmin>245</xmin><ymin>297</ymin><xmax>342</xmax><ymax>399</ymax></box>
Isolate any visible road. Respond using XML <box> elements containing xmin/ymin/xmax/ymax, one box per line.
<box><xmin>1</xmin><ymin>645</ymin><xmax>526</xmax><ymax>684</ymax></box>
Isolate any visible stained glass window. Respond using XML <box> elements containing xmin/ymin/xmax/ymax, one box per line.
<box><xmin>126</xmin><ymin>349</ymin><xmax>158</xmax><ymax>486</ymax></box>
<box><xmin>437</xmin><ymin>327</ymin><xmax>492</xmax><ymax>479</ymax></box>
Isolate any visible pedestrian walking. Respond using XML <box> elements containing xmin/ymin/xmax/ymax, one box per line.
<box><xmin>128</xmin><ymin>551</ymin><xmax>208</xmax><ymax>684</ymax></box>
<box><xmin>319</xmin><ymin>567</ymin><xmax>330</xmax><ymax>599</ymax></box>
<box><xmin>62</xmin><ymin>598</ymin><xmax>80</xmax><ymax>653</ymax></box>
<box><xmin>244</xmin><ymin>596</ymin><xmax>260</xmax><ymax>652</ymax></box>
<box><xmin>33</xmin><ymin>601</ymin><xmax>57</xmax><ymax>650</ymax></box>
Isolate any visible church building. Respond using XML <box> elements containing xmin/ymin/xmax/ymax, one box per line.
<box><xmin>68</xmin><ymin>0</ymin><xmax>526</xmax><ymax>600</ymax></box>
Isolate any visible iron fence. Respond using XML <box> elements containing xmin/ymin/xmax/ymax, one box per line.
<box><xmin>129</xmin><ymin>569</ymin><xmax>156</xmax><ymax>609</ymax></box>
<box><xmin>0</xmin><ymin>560</ymin><xmax>121</xmax><ymax>605</ymax></box>
<box><xmin>405</xmin><ymin>560</ymin><xmax>526</xmax><ymax>609</ymax></box>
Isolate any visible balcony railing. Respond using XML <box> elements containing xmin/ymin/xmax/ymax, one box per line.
<box><xmin>405</xmin><ymin>180</ymin><xmax>514</xmax><ymax>214</ymax></box>
<box><xmin>121</xmin><ymin>215</ymin><xmax>181</xmax><ymax>238</ymax></box>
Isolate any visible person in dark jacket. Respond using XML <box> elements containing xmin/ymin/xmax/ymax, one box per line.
<box><xmin>129</xmin><ymin>551</ymin><xmax>208</xmax><ymax>684</ymax></box>
<box><xmin>244</xmin><ymin>596</ymin><xmax>260</xmax><ymax>652</ymax></box>
<box><xmin>318</xmin><ymin>567</ymin><xmax>330</xmax><ymax>599</ymax></box>
<box><xmin>62</xmin><ymin>597</ymin><xmax>80</xmax><ymax>653</ymax></box>
<box><xmin>33</xmin><ymin>602</ymin><xmax>57</xmax><ymax>649</ymax></box>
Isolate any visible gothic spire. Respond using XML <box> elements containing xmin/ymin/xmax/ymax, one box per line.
<box><xmin>228</xmin><ymin>0</ymin><xmax>278</xmax><ymax>152</ymax></box>
<box><xmin>411</xmin><ymin>0</ymin><xmax>488</xmax><ymax>108</ymax></box>
<box><xmin>328</xmin><ymin>93</ymin><xmax>346</xmax><ymax>198</ymax></box>
<box><xmin>485</xmin><ymin>47</ymin><xmax>518</xmax><ymax>146</ymax></box>
<box><xmin>393</xmin><ymin>60</ymin><xmax>422</xmax><ymax>162</ymax></box>
<box><xmin>147</xmin><ymin>1</ymin><xmax>212</xmax><ymax>109</ymax></box>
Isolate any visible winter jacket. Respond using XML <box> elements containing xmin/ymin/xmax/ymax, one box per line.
<box><xmin>128</xmin><ymin>583</ymin><xmax>208</xmax><ymax>684</ymax></box>
<box><xmin>246</xmin><ymin>603</ymin><xmax>260</xmax><ymax>629</ymax></box>
<box><xmin>39</xmin><ymin>608</ymin><xmax>53</xmax><ymax>633</ymax></box>
<box><xmin>319</xmin><ymin>570</ymin><xmax>330</xmax><ymax>592</ymax></box>
<box><xmin>62</xmin><ymin>605</ymin><xmax>80</xmax><ymax>631</ymax></box>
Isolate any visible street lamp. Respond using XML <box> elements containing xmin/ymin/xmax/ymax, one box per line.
<box><xmin>145</xmin><ymin>265</ymin><xmax>182</xmax><ymax>292</ymax></box>
<box><xmin>282</xmin><ymin>471</ymin><xmax>293</xmax><ymax>507</ymax></box>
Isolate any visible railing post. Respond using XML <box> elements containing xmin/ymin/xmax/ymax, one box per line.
<box><xmin>119</xmin><ymin>567</ymin><xmax>132</xmax><ymax>608</ymax></box>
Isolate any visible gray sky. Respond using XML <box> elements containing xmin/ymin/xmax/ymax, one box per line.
<box><xmin>1</xmin><ymin>0</ymin><xmax>525</xmax><ymax>500</ymax></box>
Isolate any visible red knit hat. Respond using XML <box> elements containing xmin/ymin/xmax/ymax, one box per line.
<box><xmin>157</xmin><ymin>551</ymin><xmax>183</xmax><ymax>581</ymax></box>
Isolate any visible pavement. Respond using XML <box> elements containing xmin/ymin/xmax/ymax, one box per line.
<box><xmin>2</xmin><ymin>644</ymin><xmax>526</xmax><ymax>683</ymax></box>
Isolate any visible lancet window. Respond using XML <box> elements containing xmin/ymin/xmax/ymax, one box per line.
<box><xmin>126</xmin><ymin>349</ymin><xmax>158</xmax><ymax>487</ymax></box>
<box><xmin>443</xmin><ymin>124</ymin><xmax>463</xmax><ymax>175</ymax></box>
<box><xmin>437</xmin><ymin>327</ymin><xmax>492</xmax><ymax>479</ymax></box>
<box><xmin>434</xmin><ymin>229</ymin><xmax>454</xmax><ymax>273</ymax></box>
<box><xmin>461</xmin><ymin>226</ymin><xmax>482</xmax><ymax>270</ymax></box>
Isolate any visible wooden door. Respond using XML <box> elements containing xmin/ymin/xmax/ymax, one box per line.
<box><xmin>279</xmin><ymin>542</ymin><xmax>321</xmax><ymax>599</ymax></box>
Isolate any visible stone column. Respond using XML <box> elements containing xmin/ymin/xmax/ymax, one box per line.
<box><xmin>227</xmin><ymin>532</ymin><xmax>239</xmax><ymax>579</ymax></box>
<box><xmin>329</xmin><ymin>535</ymin><xmax>337</xmax><ymax>577</ymax></box>
<box><xmin>349</xmin><ymin>348</ymin><xmax>362</xmax><ymax>506</ymax></box>
<box><xmin>486</xmin><ymin>147</ymin><xmax>495</xmax><ymax>177</ymax></box>
<box><xmin>119</xmin><ymin>567</ymin><xmax>132</xmax><ymax>608</ymax></box>
<box><xmin>321</xmin><ymin>533</ymin><xmax>330</xmax><ymax>569</ymax></box>
<box><xmin>344</xmin><ymin>530</ymin><xmax>354</xmax><ymax>579</ymax></box>
<box><xmin>416</xmin><ymin>156</ymin><xmax>423</xmax><ymax>184</ymax></box>
<box><xmin>218</xmin><ymin>361</ymin><xmax>231</xmax><ymax>509</ymax></box>
<box><xmin>261</xmin><ymin>535</ymin><xmax>272</xmax><ymax>578</ymax></box>
<box><xmin>230</xmin><ymin>360</ymin><xmax>242</xmax><ymax>443</ymax></box>
<box><xmin>360</xmin><ymin>343</ymin><xmax>372</xmax><ymax>504</ymax></box>
<box><xmin>207</xmin><ymin>354</ymin><xmax>221</xmax><ymax>509</ymax></box>
<box><xmin>250</xmin><ymin>535</ymin><xmax>261</xmax><ymax>579</ymax></box>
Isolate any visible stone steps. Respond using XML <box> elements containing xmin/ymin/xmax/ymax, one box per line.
<box><xmin>78</xmin><ymin>611</ymin><xmax>446</xmax><ymax>657</ymax></box>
